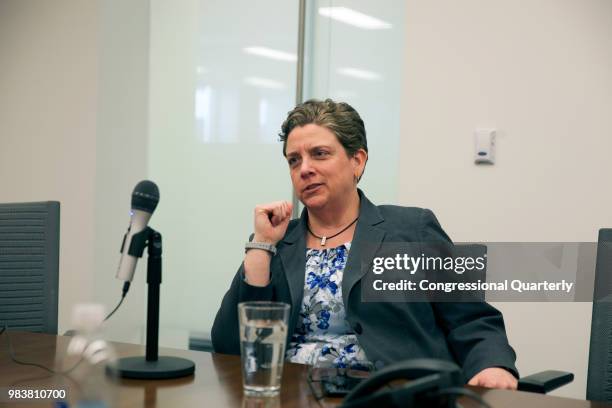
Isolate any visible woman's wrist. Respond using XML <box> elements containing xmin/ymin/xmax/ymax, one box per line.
<box><xmin>244</xmin><ymin>249</ymin><xmax>272</xmax><ymax>286</ymax></box>
<box><xmin>253</xmin><ymin>233</ymin><xmax>278</xmax><ymax>245</ymax></box>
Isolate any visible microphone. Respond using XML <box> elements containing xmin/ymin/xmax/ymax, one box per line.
<box><xmin>116</xmin><ymin>180</ymin><xmax>160</xmax><ymax>283</ymax></box>
<box><xmin>109</xmin><ymin>181</ymin><xmax>195</xmax><ymax>380</ymax></box>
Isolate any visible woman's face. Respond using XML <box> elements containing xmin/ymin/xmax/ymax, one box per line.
<box><xmin>285</xmin><ymin>124</ymin><xmax>366</xmax><ymax>211</ymax></box>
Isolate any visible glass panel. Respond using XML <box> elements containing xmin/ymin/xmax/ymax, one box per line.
<box><xmin>148</xmin><ymin>0</ymin><xmax>297</xmax><ymax>347</ymax></box>
<box><xmin>138</xmin><ymin>0</ymin><xmax>405</xmax><ymax>348</ymax></box>
<box><xmin>304</xmin><ymin>0</ymin><xmax>406</xmax><ymax>205</ymax></box>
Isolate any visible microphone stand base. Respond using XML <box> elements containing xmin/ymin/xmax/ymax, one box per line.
<box><xmin>111</xmin><ymin>356</ymin><xmax>195</xmax><ymax>379</ymax></box>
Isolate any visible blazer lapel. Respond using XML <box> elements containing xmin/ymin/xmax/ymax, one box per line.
<box><xmin>342</xmin><ymin>190</ymin><xmax>386</xmax><ymax>307</ymax></box>
<box><xmin>279</xmin><ymin>210</ymin><xmax>307</xmax><ymax>316</ymax></box>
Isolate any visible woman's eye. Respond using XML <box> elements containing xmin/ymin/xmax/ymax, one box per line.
<box><xmin>288</xmin><ymin>158</ymin><xmax>298</xmax><ymax>166</ymax></box>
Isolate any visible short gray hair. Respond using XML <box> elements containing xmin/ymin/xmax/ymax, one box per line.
<box><xmin>279</xmin><ymin>99</ymin><xmax>368</xmax><ymax>158</ymax></box>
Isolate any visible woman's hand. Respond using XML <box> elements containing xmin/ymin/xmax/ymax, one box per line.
<box><xmin>245</xmin><ymin>201</ymin><xmax>293</xmax><ymax>287</ymax></box>
<box><xmin>468</xmin><ymin>367</ymin><xmax>518</xmax><ymax>390</ymax></box>
<box><xmin>253</xmin><ymin>201</ymin><xmax>293</xmax><ymax>244</ymax></box>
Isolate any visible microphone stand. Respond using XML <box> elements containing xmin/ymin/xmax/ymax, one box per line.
<box><xmin>111</xmin><ymin>227</ymin><xmax>195</xmax><ymax>379</ymax></box>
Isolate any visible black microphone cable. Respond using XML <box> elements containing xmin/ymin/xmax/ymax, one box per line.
<box><xmin>0</xmin><ymin>323</ymin><xmax>82</xmax><ymax>376</ymax></box>
<box><xmin>104</xmin><ymin>281</ymin><xmax>130</xmax><ymax>321</ymax></box>
<box><xmin>2</xmin><ymin>280</ymin><xmax>131</xmax><ymax>377</ymax></box>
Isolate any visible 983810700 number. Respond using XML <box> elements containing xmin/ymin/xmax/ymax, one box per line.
<box><xmin>2</xmin><ymin>388</ymin><xmax>67</xmax><ymax>401</ymax></box>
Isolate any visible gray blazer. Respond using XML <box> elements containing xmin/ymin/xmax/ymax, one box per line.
<box><xmin>211</xmin><ymin>190</ymin><xmax>518</xmax><ymax>381</ymax></box>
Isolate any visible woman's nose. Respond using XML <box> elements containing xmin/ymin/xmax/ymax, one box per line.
<box><xmin>299</xmin><ymin>157</ymin><xmax>315</xmax><ymax>177</ymax></box>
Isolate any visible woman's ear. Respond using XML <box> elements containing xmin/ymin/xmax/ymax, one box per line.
<box><xmin>352</xmin><ymin>149</ymin><xmax>368</xmax><ymax>181</ymax></box>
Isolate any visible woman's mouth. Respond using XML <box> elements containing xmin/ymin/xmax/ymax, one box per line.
<box><xmin>304</xmin><ymin>183</ymin><xmax>322</xmax><ymax>193</ymax></box>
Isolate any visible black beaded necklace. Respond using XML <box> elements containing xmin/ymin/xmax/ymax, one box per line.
<box><xmin>306</xmin><ymin>216</ymin><xmax>359</xmax><ymax>246</ymax></box>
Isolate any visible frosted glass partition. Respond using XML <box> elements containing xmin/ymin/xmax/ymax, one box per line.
<box><xmin>305</xmin><ymin>0</ymin><xmax>406</xmax><ymax>205</ymax></box>
<box><xmin>148</xmin><ymin>0</ymin><xmax>406</xmax><ymax>347</ymax></box>
<box><xmin>149</xmin><ymin>0</ymin><xmax>297</xmax><ymax>347</ymax></box>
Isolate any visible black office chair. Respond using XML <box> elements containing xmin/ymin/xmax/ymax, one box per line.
<box><xmin>585</xmin><ymin>228</ymin><xmax>612</xmax><ymax>402</ymax></box>
<box><xmin>0</xmin><ymin>201</ymin><xmax>60</xmax><ymax>334</ymax></box>
<box><xmin>516</xmin><ymin>228</ymin><xmax>612</xmax><ymax>398</ymax></box>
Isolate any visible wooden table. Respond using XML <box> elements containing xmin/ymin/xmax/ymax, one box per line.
<box><xmin>0</xmin><ymin>331</ymin><xmax>609</xmax><ymax>408</ymax></box>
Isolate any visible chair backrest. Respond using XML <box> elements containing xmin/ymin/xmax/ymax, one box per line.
<box><xmin>0</xmin><ymin>201</ymin><xmax>60</xmax><ymax>334</ymax></box>
<box><xmin>586</xmin><ymin>228</ymin><xmax>612</xmax><ymax>402</ymax></box>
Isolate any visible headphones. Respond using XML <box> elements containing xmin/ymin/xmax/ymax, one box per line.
<box><xmin>340</xmin><ymin>359</ymin><xmax>466</xmax><ymax>408</ymax></box>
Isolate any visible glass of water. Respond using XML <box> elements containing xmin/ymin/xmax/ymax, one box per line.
<box><xmin>238</xmin><ymin>301</ymin><xmax>290</xmax><ymax>397</ymax></box>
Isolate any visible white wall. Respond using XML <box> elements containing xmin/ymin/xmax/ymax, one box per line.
<box><xmin>0</xmin><ymin>0</ymin><xmax>98</xmax><ymax>332</ymax></box>
<box><xmin>399</xmin><ymin>0</ymin><xmax>612</xmax><ymax>398</ymax></box>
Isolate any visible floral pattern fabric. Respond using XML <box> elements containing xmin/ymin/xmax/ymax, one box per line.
<box><xmin>286</xmin><ymin>243</ymin><xmax>369</xmax><ymax>367</ymax></box>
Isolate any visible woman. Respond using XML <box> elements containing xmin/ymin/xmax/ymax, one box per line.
<box><xmin>212</xmin><ymin>99</ymin><xmax>518</xmax><ymax>389</ymax></box>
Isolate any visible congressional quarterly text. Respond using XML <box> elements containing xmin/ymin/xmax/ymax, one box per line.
<box><xmin>372</xmin><ymin>279</ymin><xmax>575</xmax><ymax>294</ymax></box>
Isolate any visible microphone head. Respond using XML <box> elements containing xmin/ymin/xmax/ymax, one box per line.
<box><xmin>131</xmin><ymin>180</ymin><xmax>160</xmax><ymax>213</ymax></box>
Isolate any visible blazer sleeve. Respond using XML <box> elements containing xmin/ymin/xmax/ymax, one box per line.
<box><xmin>211</xmin><ymin>260</ymin><xmax>277</xmax><ymax>354</ymax></box>
<box><xmin>419</xmin><ymin>209</ymin><xmax>519</xmax><ymax>382</ymax></box>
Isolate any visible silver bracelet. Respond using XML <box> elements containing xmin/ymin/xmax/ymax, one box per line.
<box><xmin>245</xmin><ymin>241</ymin><xmax>277</xmax><ymax>256</ymax></box>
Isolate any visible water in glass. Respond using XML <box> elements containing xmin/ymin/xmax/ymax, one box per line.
<box><xmin>240</xmin><ymin>319</ymin><xmax>287</xmax><ymax>396</ymax></box>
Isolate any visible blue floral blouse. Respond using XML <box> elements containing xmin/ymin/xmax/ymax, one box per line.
<box><xmin>285</xmin><ymin>243</ymin><xmax>369</xmax><ymax>367</ymax></box>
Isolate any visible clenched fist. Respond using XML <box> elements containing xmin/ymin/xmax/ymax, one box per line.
<box><xmin>253</xmin><ymin>201</ymin><xmax>293</xmax><ymax>244</ymax></box>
